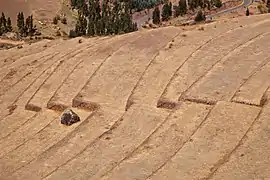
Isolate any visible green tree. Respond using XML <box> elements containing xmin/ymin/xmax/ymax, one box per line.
<box><xmin>112</xmin><ymin>0</ymin><xmax>120</xmax><ymax>34</ymax></box>
<box><xmin>169</xmin><ymin>2</ymin><xmax>173</xmax><ymax>16</ymax></box>
<box><xmin>206</xmin><ymin>0</ymin><xmax>212</xmax><ymax>10</ymax></box>
<box><xmin>16</xmin><ymin>12</ymin><xmax>20</xmax><ymax>32</ymax></box>
<box><xmin>17</xmin><ymin>12</ymin><xmax>25</xmax><ymax>35</ymax></box>
<box><xmin>215</xmin><ymin>0</ymin><xmax>222</xmax><ymax>8</ymax></box>
<box><xmin>1</xmin><ymin>13</ymin><xmax>7</xmax><ymax>32</ymax></box>
<box><xmin>87</xmin><ymin>19</ymin><xmax>95</xmax><ymax>36</ymax></box>
<box><xmin>69</xmin><ymin>29</ymin><xmax>78</xmax><ymax>38</ymax></box>
<box><xmin>173</xmin><ymin>5</ymin><xmax>180</xmax><ymax>17</ymax></box>
<box><xmin>179</xmin><ymin>0</ymin><xmax>187</xmax><ymax>15</ymax></box>
<box><xmin>75</xmin><ymin>12</ymin><xmax>87</xmax><ymax>36</ymax></box>
<box><xmin>152</xmin><ymin>6</ymin><xmax>161</xmax><ymax>24</ymax></box>
<box><xmin>174</xmin><ymin>0</ymin><xmax>187</xmax><ymax>17</ymax></box>
<box><xmin>101</xmin><ymin>0</ymin><xmax>109</xmax><ymax>34</ymax></box>
<box><xmin>94</xmin><ymin>0</ymin><xmax>101</xmax><ymax>34</ymax></box>
<box><xmin>25</xmin><ymin>15</ymin><xmax>34</xmax><ymax>36</ymax></box>
<box><xmin>29</xmin><ymin>15</ymin><xmax>34</xmax><ymax>36</ymax></box>
<box><xmin>121</xmin><ymin>1</ymin><xmax>137</xmax><ymax>33</ymax></box>
<box><xmin>189</xmin><ymin>0</ymin><xmax>196</xmax><ymax>11</ymax></box>
<box><xmin>71</xmin><ymin>0</ymin><xmax>88</xmax><ymax>16</ymax></box>
<box><xmin>0</xmin><ymin>16</ymin><xmax>3</xmax><ymax>35</ymax></box>
<box><xmin>87</xmin><ymin>0</ymin><xmax>96</xmax><ymax>35</ymax></box>
<box><xmin>189</xmin><ymin>0</ymin><xmax>205</xmax><ymax>11</ymax></box>
<box><xmin>71</xmin><ymin>0</ymin><xmax>77</xmax><ymax>9</ymax></box>
<box><xmin>246</xmin><ymin>7</ymin><xmax>250</xmax><ymax>16</ymax></box>
<box><xmin>87</xmin><ymin>0</ymin><xmax>99</xmax><ymax>34</ymax></box>
<box><xmin>77</xmin><ymin>0</ymin><xmax>85</xmax><ymax>10</ymax></box>
<box><xmin>162</xmin><ymin>3</ymin><xmax>171</xmax><ymax>21</ymax></box>
<box><xmin>17</xmin><ymin>13</ymin><xmax>36</xmax><ymax>36</ymax></box>
<box><xmin>130</xmin><ymin>0</ymin><xmax>160</xmax><ymax>12</ymax></box>
<box><xmin>73</xmin><ymin>0</ymin><xmax>137</xmax><ymax>37</ymax></box>
<box><xmin>20</xmin><ymin>12</ymin><xmax>25</xmax><ymax>29</ymax></box>
<box><xmin>7</xmin><ymin>17</ymin><xmax>12</xmax><ymax>32</ymax></box>
<box><xmin>81</xmin><ymin>2</ymin><xmax>89</xmax><ymax>16</ymax></box>
<box><xmin>25</xmin><ymin>15</ymin><xmax>30</xmax><ymax>35</ymax></box>
<box><xmin>194</xmin><ymin>9</ymin><xmax>205</xmax><ymax>22</ymax></box>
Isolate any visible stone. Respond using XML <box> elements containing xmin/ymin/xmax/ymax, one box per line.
<box><xmin>60</xmin><ymin>109</ymin><xmax>80</xmax><ymax>126</ymax></box>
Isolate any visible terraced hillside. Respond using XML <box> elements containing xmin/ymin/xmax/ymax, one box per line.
<box><xmin>0</xmin><ymin>14</ymin><xmax>270</xmax><ymax>180</ymax></box>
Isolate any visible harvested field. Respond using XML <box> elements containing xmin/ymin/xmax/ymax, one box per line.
<box><xmin>1</xmin><ymin>14</ymin><xmax>270</xmax><ymax>180</ymax></box>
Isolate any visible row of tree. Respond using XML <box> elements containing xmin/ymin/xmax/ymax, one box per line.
<box><xmin>0</xmin><ymin>13</ymin><xmax>12</xmax><ymax>35</ymax></box>
<box><xmin>131</xmin><ymin>0</ymin><xmax>161</xmax><ymax>11</ymax></box>
<box><xmin>71</xmin><ymin>0</ymin><xmax>162</xmax><ymax>12</ymax></box>
<box><xmin>70</xmin><ymin>0</ymin><xmax>138</xmax><ymax>37</ymax></box>
<box><xmin>152</xmin><ymin>2</ymin><xmax>173</xmax><ymax>24</ymax></box>
<box><xmin>17</xmin><ymin>12</ymin><xmax>37</xmax><ymax>36</ymax></box>
<box><xmin>152</xmin><ymin>1</ymin><xmax>174</xmax><ymax>24</ymax></box>
<box><xmin>152</xmin><ymin>0</ymin><xmax>222</xmax><ymax>24</ymax></box>
<box><xmin>189</xmin><ymin>0</ymin><xmax>222</xmax><ymax>11</ymax></box>
<box><xmin>0</xmin><ymin>12</ymin><xmax>37</xmax><ymax>37</ymax></box>
<box><xmin>174</xmin><ymin>0</ymin><xmax>187</xmax><ymax>17</ymax></box>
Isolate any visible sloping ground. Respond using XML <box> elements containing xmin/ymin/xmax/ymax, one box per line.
<box><xmin>0</xmin><ymin>0</ymin><xmax>30</xmax><ymax>23</ymax></box>
<box><xmin>0</xmin><ymin>14</ymin><xmax>270</xmax><ymax>180</ymax></box>
<box><xmin>0</xmin><ymin>0</ymin><xmax>62</xmax><ymax>23</ymax></box>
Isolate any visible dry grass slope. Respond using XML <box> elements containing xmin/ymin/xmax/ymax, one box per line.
<box><xmin>1</xmin><ymin>14</ymin><xmax>270</xmax><ymax>180</ymax></box>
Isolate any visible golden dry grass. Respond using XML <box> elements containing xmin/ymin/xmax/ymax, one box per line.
<box><xmin>0</xmin><ymin>14</ymin><xmax>270</xmax><ymax>180</ymax></box>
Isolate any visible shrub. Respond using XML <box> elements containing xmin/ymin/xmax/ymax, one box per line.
<box><xmin>17</xmin><ymin>45</ymin><xmax>23</xmax><ymax>49</ymax></box>
<box><xmin>55</xmin><ymin>14</ymin><xmax>61</xmax><ymax>20</ymax></box>
<box><xmin>56</xmin><ymin>30</ymin><xmax>61</xmax><ymax>36</ymax></box>
<box><xmin>61</xmin><ymin>17</ymin><xmax>67</xmax><ymax>24</ymax></box>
